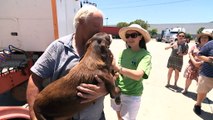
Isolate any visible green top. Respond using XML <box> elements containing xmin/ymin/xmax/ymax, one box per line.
<box><xmin>116</xmin><ymin>48</ymin><xmax>152</xmax><ymax>96</ymax></box>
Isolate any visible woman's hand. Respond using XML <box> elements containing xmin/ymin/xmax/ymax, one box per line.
<box><xmin>112</xmin><ymin>58</ymin><xmax>120</xmax><ymax>72</ymax></box>
<box><xmin>165</xmin><ymin>47</ymin><xmax>170</xmax><ymax>50</ymax></box>
<box><xmin>76</xmin><ymin>75</ymin><xmax>108</xmax><ymax>103</ymax></box>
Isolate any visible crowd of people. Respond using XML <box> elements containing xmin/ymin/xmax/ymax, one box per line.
<box><xmin>25</xmin><ymin>5</ymin><xmax>213</xmax><ymax>120</ymax></box>
<box><xmin>164</xmin><ymin>30</ymin><xmax>213</xmax><ymax>116</ymax></box>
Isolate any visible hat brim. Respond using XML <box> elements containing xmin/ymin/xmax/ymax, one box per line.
<box><xmin>197</xmin><ymin>33</ymin><xmax>213</xmax><ymax>40</ymax></box>
<box><xmin>119</xmin><ymin>27</ymin><xmax>151</xmax><ymax>43</ymax></box>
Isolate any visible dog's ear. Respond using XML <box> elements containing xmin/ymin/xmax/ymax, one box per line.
<box><xmin>85</xmin><ymin>38</ymin><xmax>93</xmax><ymax>50</ymax></box>
<box><xmin>85</xmin><ymin>32</ymin><xmax>104</xmax><ymax>50</ymax></box>
<box><xmin>86</xmin><ymin>32</ymin><xmax>112</xmax><ymax>55</ymax></box>
<box><xmin>98</xmin><ymin>34</ymin><xmax>113</xmax><ymax>66</ymax></box>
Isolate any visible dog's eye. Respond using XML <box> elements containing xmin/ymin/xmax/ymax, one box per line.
<box><xmin>97</xmin><ymin>39</ymin><xmax>102</xmax><ymax>44</ymax></box>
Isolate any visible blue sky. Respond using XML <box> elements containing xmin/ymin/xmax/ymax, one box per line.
<box><xmin>88</xmin><ymin>0</ymin><xmax>213</xmax><ymax>25</ymax></box>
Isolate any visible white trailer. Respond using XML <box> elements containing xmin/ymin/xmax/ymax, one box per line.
<box><xmin>162</xmin><ymin>27</ymin><xmax>186</xmax><ymax>43</ymax></box>
<box><xmin>0</xmin><ymin>0</ymin><xmax>80</xmax><ymax>52</ymax></box>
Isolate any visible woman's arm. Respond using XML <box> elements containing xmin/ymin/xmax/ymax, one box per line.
<box><xmin>113</xmin><ymin>55</ymin><xmax>151</xmax><ymax>81</ymax></box>
<box><xmin>165</xmin><ymin>44</ymin><xmax>173</xmax><ymax>50</ymax></box>
<box><xmin>189</xmin><ymin>52</ymin><xmax>203</xmax><ymax>68</ymax></box>
<box><xmin>117</xmin><ymin>66</ymin><xmax>144</xmax><ymax>81</ymax></box>
<box><xmin>165</xmin><ymin>42</ymin><xmax>175</xmax><ymax>50</ymax></box>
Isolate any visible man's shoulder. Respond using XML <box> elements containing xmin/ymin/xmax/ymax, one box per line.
<box><xmin>206</xmin><ymin>40</ymin><xmax>213</xmax><ymax>46</ymax></box>
<box><xmin>202</xmin><ymin>40</ymin><xmax>213</xmax><ymax>49</ymax></box>
<box><xmin>57</xmin><ymin>34</ymin><xmax>73</xmax><ymax>43</ymax></box>
<box><xmin>58</xmin><ymin>34</ymin><xmax>72</xmax><ymax>40</ymax></box>
<box><xmin>52</xmin><ymin>34</ymin><xmax>73</xmax><ymax>48</ymax></box>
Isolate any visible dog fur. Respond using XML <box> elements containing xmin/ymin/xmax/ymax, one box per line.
<box><xmin>33</xmin><ymin>32</ymin><xmax>120</xmax><ymax>120</ymax></box>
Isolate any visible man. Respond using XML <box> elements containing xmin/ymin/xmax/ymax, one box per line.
<box><xmin>27</xmin><ymin>5</ymin><xmax>108</xmax><ymax>120</ymax></box>
<box><xmin>194</xmin><ymin>40</ymin><xmax>213</xmax><ymax>115</ymax></box>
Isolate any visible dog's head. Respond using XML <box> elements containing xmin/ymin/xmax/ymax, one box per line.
<box><xmin>85</xmin><ymin>32</ymin><xmax>113</xmax><ymax>69</ymax></box>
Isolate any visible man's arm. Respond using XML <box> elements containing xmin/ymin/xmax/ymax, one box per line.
<box><xmin>26</xmin><ymin>73</ymin><xmax>43</xmax><ymax>120</ymax></box>
<box><xmin>197</xmin><ymin>55</ymin><xmax>213</xmax><ymax>63</ymax></box>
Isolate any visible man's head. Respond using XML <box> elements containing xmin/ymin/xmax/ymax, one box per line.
<box><xmin>74</xmin><ymin>5</ymin><xmax>104</xmax><ymax>40</ymax></box>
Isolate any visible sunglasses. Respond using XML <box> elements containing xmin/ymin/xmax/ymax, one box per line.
<box><xmin>125</xmin><ymin>33</ymin><xmax>141</xmax><ymax>39</ymax></box>
<box><xmin>178</xmin><ymin>35</ymin><xmax>185</xmax><ymax>38</ymax></box>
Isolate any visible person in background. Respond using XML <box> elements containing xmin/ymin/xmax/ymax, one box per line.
<box><xmin>177</xmin><ymin>38</ymin><xmax>188</xmax><ymax>55</ymax></box>
<box><xmin>165</xmin><ymin>32</ymin><xmax>188</xmax><ymax>87</ymax></box>
<box><xmin>193</xmin><ymin>39</ymin><xmax>213</xmax><ymax>115</ymax></box>
<box><xmin>185</xmin><ymin>34</ymin><xmax>191</xmax><ymax>43</ymax></box>
<box><xmin>111</xmin><ymin>24</ymin><xmax>152</xmax><ymax>120</ymax></box>
<box><xmin>26</xmin><ymin>5</ymin><xmax>108</xmax><ymax>120</ymax></box>
<box><xmin>182</xmin><ymin>32</ymin><xmax>213</xmax><ymax>94</ymax></box>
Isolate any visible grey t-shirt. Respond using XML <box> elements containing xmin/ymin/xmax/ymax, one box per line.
<box><xmin>31</xmin><ymin>34</ymin><xmax>105</xmax><ymax>120</ymax></box>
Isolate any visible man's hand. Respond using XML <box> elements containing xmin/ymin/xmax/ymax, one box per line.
<box><xmin>208</xmin><ymin>56</ymin><xmax>213</xmax><ymax>65</ymax></box>
<box><xmin>208</xmin><ymin>56</ymin><xmax>213</xmax><ymax>62</ymax></box>
<box><xmin>76</xmin><ymin>75</ymin><xmax>108</xmax><ymax>103</ymax></box>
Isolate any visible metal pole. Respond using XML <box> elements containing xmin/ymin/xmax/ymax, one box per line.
<box><xmin>105</xmin><ymin>17</ymin><xmax>108</xmax><ymax>26</ymax></box>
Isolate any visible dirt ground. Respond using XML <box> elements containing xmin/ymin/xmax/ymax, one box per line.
<box><xmin>104</xmin><ymin>39</ymin><xmax>213</xmax><ymax>120</ymax></box>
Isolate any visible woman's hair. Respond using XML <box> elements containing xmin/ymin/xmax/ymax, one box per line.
<box><xmin>139</xmin><ymin>37</ymin><xmax>147</xmax><ymax>50</ymax></box>
<box><xmin>177</xmin><ymin>31</ymin><xmax>186</xmax><ymax>36</ymax></box>
<box><xmin>73</xmin><ymin>5</ymin><xmax>104</xmax><ymax>29</ymax></box>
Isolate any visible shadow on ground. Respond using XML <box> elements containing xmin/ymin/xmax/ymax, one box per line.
<box><xmin>165</xmin><ymin>85</ymin><xmax>183</xmax><ymax>93</ymax></box>
<box><xmin>197</xmin><ymin>110</ymin><xmax>213</xmax><ymax>120</ymax></box>
<box><xmin>182</xmin><ymin>91</ymin><xmax>213</xmax><ymax>104</ymax></box>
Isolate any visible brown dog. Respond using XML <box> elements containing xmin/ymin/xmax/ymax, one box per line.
<box><xmin>33</xmin><ymin>32</ymin><xmax>120</xmax><ymax>120</ymax></box>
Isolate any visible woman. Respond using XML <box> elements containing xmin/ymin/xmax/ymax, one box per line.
<box><xmin>111</xmin><ymin>24</ymin><xmax>152</xmax><ymax>120</ymax></box>
<box><xmin>182</xmin><ymin>32</ymin><xmax>213</xmax><ymax>94</ymax></box>
<box><xmin>165</xmin><ymin>32</ymin><xmax>188</xmax><ymax>87</ymax></box>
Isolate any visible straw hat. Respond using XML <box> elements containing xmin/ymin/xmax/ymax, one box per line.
<box><xmin>119</xmin><ymin>24</ymin><xmax>151</xmax><ymax>43</ymax></box>
<box><xmin>197</xmin><ymin>31</ymin><xmax>213</xmax><ymax>40</ymax></box>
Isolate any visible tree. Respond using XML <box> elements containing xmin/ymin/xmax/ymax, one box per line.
<box><xmin>149</xmin><ymin>29</ymin><xmax>158</xmax><ymax>38</ymax></box>
<box><xmin>117</xmin><ymin>19</ymin><xmax>150</xmax><ymax>30</ymax></box>
<box><xmin>185</xmin><ymin>33</ymin><xmax>193</xmax><ymax>40</ymax></box>
<box><xmin>116</xmin><ymin>22</ymin><xmax>129</xmax><ymax>28</ymax></box>
<box><xmin>129</xmin><ymin>19</ymin><xmax>150</xmax><ymax>30</ymax></box>
<box><xmin>197</xmin><ymin>27</ymin><xmax>205</xmax><ymax>34</ymax></box>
